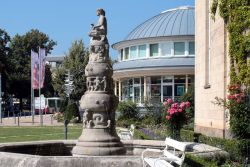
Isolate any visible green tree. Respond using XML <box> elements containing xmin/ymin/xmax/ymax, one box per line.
<box><xmin>53</xmin><ymin>40</ymin><xmax>89</xmax><ymax>101</ymax></box>
<box><xmin>0</xmin><ymin>29</ymin><xmax>11</xmax><ymax>93</ymax></box>
<box><xmin>7</xmin><ymin>29</ymin><xmax>56</xmax><ymax>111</ymax></box>
<box><xmin>41</xmin><ymin>64</ymin><xmax>55</xmax><ymax>97</ymax></box>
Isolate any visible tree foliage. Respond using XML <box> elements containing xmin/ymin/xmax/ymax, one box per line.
<box><xmin>0</xmin><ymin>29</ymin><xmax>11</xmax><ymax>92</ymax></box>
<box><xmin>53</xmin><ymin>40</ymin><xmax>89</xmax><ymax>101</ymax></box>
<box><xmin>6</xmin><ymin>29</ymin><xmax>56</xmax><ymax>110</ymax></box>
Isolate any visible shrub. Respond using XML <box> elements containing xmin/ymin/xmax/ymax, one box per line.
<box><xmin>180</xmin><ymin>86</ymin><xmax>195</xmax><ymax>124</ymax></box>
<box><xmin>64</xmin><ymin>102</ymin><xmax>80</xmax><ymax>122</ymax></box>
<box><xmin>117</xmin><ymin>100</ymin><xmax>138</xmax><ymax>120</ymax></box>
<box><xmin>214</xmin><ymin>84</ymin><xmax>250</xmax><ymax>139</ymax></box>
<box><xmin>59</xmin><ymin>99</ymin><xmax>68</xmax><ymax>113</ymax></box>
<box><xmin>162</xmin><ymin>98</ymin><xmax>191</xmax><ymax>139</ymax></box>
<box><xmin>144</xmin><ymin>99</ymin><xmax>164</xmax><ymax>125</ymax></box>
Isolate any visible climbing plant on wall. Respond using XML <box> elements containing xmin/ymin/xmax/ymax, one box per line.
<box><xmin>211</xmin><ymin>2</ymin><xmax>250</xmax><ymax>162</ymax></box>
<box><xmin>211</xmin><ymin>0</ymin><xmax>250</xmax><ymax>87</ymax></box>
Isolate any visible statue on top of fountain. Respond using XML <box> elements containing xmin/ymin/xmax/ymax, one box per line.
<box><xmin>89</xmin><ymin>8</ymin><xmax>108</xmax><ymax>43</ymax></box>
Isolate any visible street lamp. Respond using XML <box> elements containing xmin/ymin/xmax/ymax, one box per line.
<box><xmin>0</xmin><ymin>62</ymin><xmax>4</xmax><ymax>124</ymax></box>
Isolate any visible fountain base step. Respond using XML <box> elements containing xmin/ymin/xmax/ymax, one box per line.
<box><xmin>72</xmin><ymin>128</ymin><xmax>126</xmax><ymax>156</ymax></box>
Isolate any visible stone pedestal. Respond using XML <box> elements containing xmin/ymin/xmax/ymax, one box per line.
<box><xmin>72</xmin><ymin>9</ymin><xmax>125</xmax><ymax>156</ymax></box>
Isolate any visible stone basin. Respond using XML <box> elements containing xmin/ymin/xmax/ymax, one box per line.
<box><xmin>0</xmin><ymin>139</ymin><xmax>229</xmax><ymax>167</ymax></box>
<box><xmin>0</xmin><ymin>140</ymin><xmax>166</xmax><ymax>167</ymax></box>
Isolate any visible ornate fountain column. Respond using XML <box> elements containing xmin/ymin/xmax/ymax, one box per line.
<box><xmin>72</xmin><ymin>9</ymin><xmax>126</xmax><ymax>156</ymax></box>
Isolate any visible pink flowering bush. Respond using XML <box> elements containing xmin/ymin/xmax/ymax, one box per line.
<box><xmin>214</xmin><ymin>84</ymin><xmax>250</xmax><ymax>139</ymax></box>
<box><xmin>163</xmin><ymin>98</ymin><xmax>191</xmax><ymax>139</ymax></box>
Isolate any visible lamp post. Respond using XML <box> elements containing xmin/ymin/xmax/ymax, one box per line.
<box><xmin>0</xmin><ymin>62</ymin><xmax>4</xmax><ymax>124</ymax></box>
<box><xmin>0</xmin><ymin>73</ymin><xmax>2</xmax><ymax>124</ymax></box>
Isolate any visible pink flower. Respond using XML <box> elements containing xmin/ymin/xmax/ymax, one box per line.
<box><xmin>236</xmin><ymin>99</ymin><xmax>241</xmax><ymax>103</ymax></box>
<box><xmin>166</xmin><ymin>115</ymin><xmax>171</xmax><ymax>120</ymax></box>
<box><xmin>171</xmin><ymin>103</ymin><xmax>178</xmax><ymax>109</ymax></box>
<box><xmin>163</xmin><ymin>101</ymin><xmax>168</xmax><ymax>107</ymax></box>
<box><xmin>168</xmin><ymin>108</ymin><xmax>176</xmax><ymax>115</ymax></box>
<box><xmin>180</xmin><ymin>102</ymin><xmax>186</xmax><ymax>109</ymax></box>
<box><xmin>185</xmin><ymin>101</ymin><xmax>191</xmax><ymax>108</ymax></box>
<box><xmin>167</xmin><ymin>99</ymin><xmax>173</xmax><ymax>105</ymax></box>
<box><xmin>178</xmin><ymin>108</ymin><xmax>183</xmax><ymax>112</ymax></box>
<box><xmin>227</xmin><ymin>95</ymin><xmax>234</xmax><ymax>100</ymax></box>
<box><xmin>235</xmin><ymin>94</ymin><xmax>241</xmax><ymax>98</ymax></box>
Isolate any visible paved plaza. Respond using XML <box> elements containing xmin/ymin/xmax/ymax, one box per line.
<box><xmin>0</xmin><ymin>114</ymin><xmax>63</xmax><ymax>126</ymax></box>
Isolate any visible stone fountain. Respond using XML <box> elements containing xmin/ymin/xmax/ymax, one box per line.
<box><xmin>72</xmin><ymin>8</ymin><xmax>126</xmax><ymax>156</ymax></box>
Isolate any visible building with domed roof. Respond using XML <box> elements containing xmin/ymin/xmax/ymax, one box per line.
<box><xmin>112</xmin><ymin>6</ymin><xmax>195</xmax><ymax>104</ymax></box>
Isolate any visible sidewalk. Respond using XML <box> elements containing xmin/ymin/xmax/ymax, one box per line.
<box><xmin>0</xmin><ymin>114</ymin><xmax>63</xmax><ymax>126</ymax></box>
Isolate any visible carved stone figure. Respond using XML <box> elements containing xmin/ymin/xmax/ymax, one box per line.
<box><xmin>94</xmin><ymin>77</ymin><xmax>101</xmax><ymax>91</ymax></box>
<box><xmin>72</xmin><ymin>9</ymin><xmax>125</xmax><ymax>156</ymax></box>
<box><xmin>89</xmin><ymin>8</ymin><xmax>107</xmax><ymax>42</ymax></box>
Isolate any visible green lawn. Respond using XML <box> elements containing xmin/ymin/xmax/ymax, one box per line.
<box><xmin>0</xmin><ymin>126</ymin><xmax>82</xmax><ymax>143</ymax></box>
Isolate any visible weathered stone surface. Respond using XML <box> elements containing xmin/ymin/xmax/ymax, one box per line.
<box><xmin>72</xmin><ymin>8</ymin><xmax>125</xmax><ymax>156</ymax></box>
<box><xmin>0</xmin><ymin>140</ymin><xmax>229</xmax><ymax>167</ymax></box>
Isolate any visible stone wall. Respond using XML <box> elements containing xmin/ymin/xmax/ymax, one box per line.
<box><xmin>194</xmin><ymin>0</ymin><xmax>230</xmax><ymax>138</ymax></box>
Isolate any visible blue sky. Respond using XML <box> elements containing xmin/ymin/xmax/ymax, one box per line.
<box><xmin>0</xmin><ymin>0</ymin><xmax>194</xmax><ymax>59</ymax></box>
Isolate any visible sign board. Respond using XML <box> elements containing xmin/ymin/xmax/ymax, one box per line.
<box><xmin>35</xmin><ymin>94</ymin><xmax>46</xmax><ymax>109</ymax></box>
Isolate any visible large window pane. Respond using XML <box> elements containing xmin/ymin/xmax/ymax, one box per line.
<box><xmin>174</xmin><ymin>84</ymin><xmax>185</xmax><ymax>96</ymax></box>
<box><xmin>163</xmin><ymin>85</ymin><xmax>173</xmax><ymax>100</ymax></box>
<box><xmin>138</xmin><ymin>45</ymin><xmax>146</xmax><ymax>58</ymax></box>
<box><xmin>130</xmin><ymin>46</ymin><xmax>137</xmax><ymax>59</ymax></box>
<box><xmin>141</xmin><ymin>84</ymin><xmax>144</xmax><ymax>103</ymax></box>
<box><xmin>174</xmin><ymin>42</ymin><xmax>185</xmax><ymax>55</ymax></box>
<box><xmin>134</xmin><ymin>78</ymin><xmax>140</xmax><ymax>84</ymax></box>
<box><xmin>151</xmin><ymin>85</ymin><xmax>161</xmax><ymax>102</ymax></box>
<box><xmin>134</xmin><ymin>87</ymin><xmax>140</xmax><ymax>103</ymax></box>
<box><xmin>161</xmin><ymin>42</ymin><xmax>171</xmax><ymax>56</ymax></box>
<box><xmin>124</xmin><ymin>47</ymin><xmax>129</xmax><ymax>60</ymax></box>
<box><xmin>189</xmin><ymin>42</ymin><xmax>195</xmax><ymax>55</ymax></box>
<box><xmin>163</xmin><ymin>76</ymin><xmax>173</xmax><ymax>83</ymax></box>
<box><xmin>151</xmin><ymin>76</ymin><xmax>161</xmax><ymax>84</ymax></box>
<box><xmin>150</xmin><ymin>44</ymin><xmax>158</xmax><ymax>57</ymax></box>
<box><xmin>120</xmin><ymin>49</ymin><xmax>123</xmax><ymax>60</ymax></box>
<box><xmin>174</xmin><ymin>76</ymin><xmax>185</xmax><ymax>83</ymax></box>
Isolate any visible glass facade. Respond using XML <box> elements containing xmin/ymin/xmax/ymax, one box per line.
<box><xmin>150</xmin><ymin>44</ymin><xmax>159</xmax><ymax>57</ymax></box>
<box><xmin>121</xmin><ymin>78</ymin><xmax>144</xmax><ymax>103</ymax></box>
<box><xmin>189</xmin><ymin>41</ymin><xmax>195</xmax><ymax>55</ymax></box>
<box><xmin>119</xmin><ymin>40</ymin><xmax>195</xmax><ymax>61</ymax></box>
<box><xmin>138</xmin><ymin>45</ymin><xmax>146</xmax><ymax>58</ymax></box>
<box><xmin>174</xmin><ymin>42</ymin><xmax>185</xmax><ymax>55</ymax></box>
<box><xmin>130</xmin><ymin>46</ymin><xmax>137</xmax><ymax>59</ymax></box>
<box><xmin>124</xmin><ymin>47</ymin><xmax>129</xmax><ymax>60</ymax></box>
<box><xmin>119</xmin><ymin>75</ymin><xmax>194</xmax><ymax>104</ymax></box>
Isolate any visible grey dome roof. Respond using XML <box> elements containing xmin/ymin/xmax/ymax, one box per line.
<box><xmin>125</xmin><ymin>6</ymin><xmax>194</xmax><ymax>41</ymax></box>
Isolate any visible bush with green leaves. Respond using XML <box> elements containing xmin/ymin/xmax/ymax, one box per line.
<box><xmin>143</xmin><ymin>99</ymin><xmax>164</xmax><ymax>125</ymax></box>
<box><xmin>180</xmin><ymin>86</ymin><xmax>194</xmax><ymax>122</ymax></box>
<box><xmin>64</xmin><ymin>102</ymin><xmax>80</xmax><ymax>122</ymax></box>
<box><xmin>117</xmin><ymin>100</ymin><xmax>138</xmax><ymax>120</ymax></box>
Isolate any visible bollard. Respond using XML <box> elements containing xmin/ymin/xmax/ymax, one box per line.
<box><xmin>64</xmin><ymin>119</ymin><xmax>69</xmax><ymax>140</ymax></box>
<box><xmin>50</xmin><ymin>115</ymin><xmax>53</xmax><ymax>125</ymax></box>
<box><xmin>14</xmin><ymin>114</ymin><xmax>16</xmax><ymax>124</ymax></box>
<box><xmin>17</xmin><ymin>113</ymin><xmax>20</xmax><ymax>127</ymax></box>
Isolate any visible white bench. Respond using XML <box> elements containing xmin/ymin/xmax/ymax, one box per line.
<box><xmin>117</xmin><ymin>124</ymin><xmax>135</xmax><ymax>140</ymax></box>
<box><xmin>142</xmin><ymin>138</ymin><xmax>188</xmax><ymax>167</ymax></box>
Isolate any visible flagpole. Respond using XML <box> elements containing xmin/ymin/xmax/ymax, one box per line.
<box><xmin>39</xmin><ymin>47</ymin><xmax>43</xmax><ymax>126</ymax></box>
<box><xmin>31</xmin><ymin>50</ymin><xmax>34</xmax><ymax>125</ymax></box>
